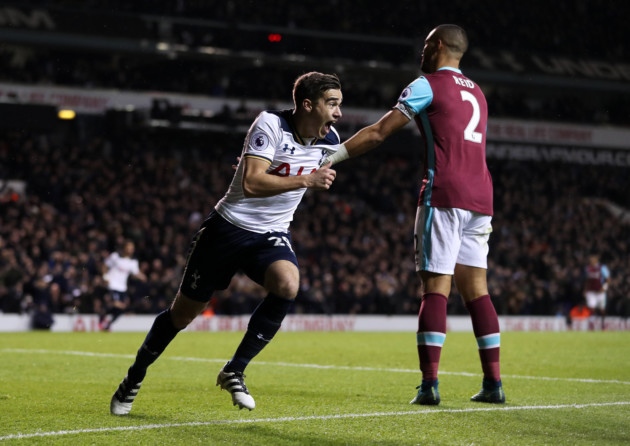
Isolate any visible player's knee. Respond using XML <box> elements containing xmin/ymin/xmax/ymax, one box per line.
<box><xmin>270</xmin><ymin>278</ymin><xmax>299</xmax><ymax>300</ymax></box>
<box><xmin>170</xmin><ymin>292</ymin><xmax>207</xmax><ymax>328</ymax></box>
<box><xmin>169</xmin><ymin>308</ymin><xmax>197</xmax><ymax>329</ymax></box>
<box><xmin>264</xmin><ymin>261</ymin><xmax>300</xmax><ymax>299</ymax></box>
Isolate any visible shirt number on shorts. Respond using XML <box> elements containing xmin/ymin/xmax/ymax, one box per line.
<box><xmin>268</xmin><ymin>235</ymin><xmax>294</xmax><ymax>253</ymax></box>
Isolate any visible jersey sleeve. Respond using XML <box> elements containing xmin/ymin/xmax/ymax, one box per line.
<box><xmin>242</xmin><ymin>112</ymin><xmax>283</xmax><ymax>163</ymax></box>
<box><xmin>131</xmin><ymin>259</ymin><xmax>140</xmax><ymax>275</ymax></box>
<box><xmin>105</xmin><ymin>252</ymin><xmax>118</xmax><ymax>268</ymax></box>
<box><xmin>394</xmin><ymin>76</ymin><xmax>433</xmax><ymax>119</ymax></box>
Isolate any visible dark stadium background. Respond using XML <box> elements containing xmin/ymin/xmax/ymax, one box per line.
<box><xmin>1</xmin><ymin>1</ymin><xmax>629</xmax><ymax>323</ymax></box>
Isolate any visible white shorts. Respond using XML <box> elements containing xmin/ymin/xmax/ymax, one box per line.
<box><xmin>414</xmin><ymin>206</ymin><xmax>492</xmax><ymax>274</ymax></box>
<box><xmin>585</xmin><ymin>291</ymin><xmax>606</xmax><ymax>311</ymax></box>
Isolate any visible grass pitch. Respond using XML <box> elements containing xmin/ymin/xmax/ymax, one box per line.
<box><xmin>1</xmin><ymin>330</ymin><xmax>629</xmax><ymax>445</ymax></box>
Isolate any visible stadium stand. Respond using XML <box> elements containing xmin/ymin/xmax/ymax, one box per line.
<box><xmin>1</xmin><ymin>1</ymin><xmax>628</xmax><ymax>124</ymax></box>
<box><xmin>1</xmin><ymin>1</ymin><xmax>629</xmax><ymax>323</ymax></box>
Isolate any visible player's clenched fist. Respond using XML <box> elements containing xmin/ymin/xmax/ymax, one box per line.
<box><xmin>310</xmin><ymin>162</ymin><xmax>336</xmax><ymax>190</ymax></box>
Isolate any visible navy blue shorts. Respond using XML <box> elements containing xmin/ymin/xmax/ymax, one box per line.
<box><xmin>109</xmin><ymin>290</ymin><xmax>127</xmax><ymax>303</ymax></box>
<box><xmin>179</xmin><ymin>210</ymin><xmax>298</xmax><ymax>302</ymax></box>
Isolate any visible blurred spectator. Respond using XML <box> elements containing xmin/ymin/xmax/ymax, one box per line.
<box><xmin>566</xmin><ymin>298</ymin><xmax>592</xmax><ymax>331</ymax></box>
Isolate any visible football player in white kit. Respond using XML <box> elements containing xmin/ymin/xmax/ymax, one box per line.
<box><xmin>111</xmin><ymin>72</ymin><xmax>342</xmax><ymax>414</ymax></box>
<box><xmin>100</xmin><ymin>240</ymin><xmax>146</xmax><ymax>331</ymax></box>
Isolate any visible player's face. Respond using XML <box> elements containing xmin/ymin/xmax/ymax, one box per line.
<box><xmin>310</xmin><ymin>89</ymin><xmax>343</xmax><ymax>139</ymax></box>
<box><xmin>420</xmin><ymin>29</ymin><xmax>439</xmax><ymax>73</ymax></box>
<box><xmin>123</xmin><ymin>242</ymin><xmax>135</xmax><ymax>257</ymax></box>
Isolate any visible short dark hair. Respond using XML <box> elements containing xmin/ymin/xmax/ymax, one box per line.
<box><xmin>292</xmin><ymin>72</ymin><xmax>341</xmax><ymax>107</ymax></box>
<box><xmin>433</xmin><ymin>24</ymin><xmax>468</xmax><ymax>55</ymax></box>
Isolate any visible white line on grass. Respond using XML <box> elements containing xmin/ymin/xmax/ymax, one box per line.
<box><xmin>1</xmin><ymin>401</ymin><xmax>629</xmax><ymax>441</ymax></box>
<box><xmin>4</xmin><ymin>348</ymin><xmax>630</xmax><ymax>386</ymax></box>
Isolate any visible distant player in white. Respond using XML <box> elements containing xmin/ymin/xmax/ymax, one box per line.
<box><xmin>111</xmin><ymin>72</ymin><xmax>342</xmax><ymax>415</ymax></box>
<box><xmin>100</xmin><ymin>240</ymin><xmax>145</xmax><ymax>331</ymax></box>
<box><xmin>104</xmin><ymin>245</ymin><xmax>140</xmax><ymax>293</ymax></box>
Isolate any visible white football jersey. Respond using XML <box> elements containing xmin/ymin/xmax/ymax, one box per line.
<box><xmin>215</xmin><ymin>110</ymin><xmax>341</xmax><ymax>233</ymax></box>
<box><xmin>103</xmin><ymin>252</ymin><xmax>140</xmax><ymax>292</ymax></box>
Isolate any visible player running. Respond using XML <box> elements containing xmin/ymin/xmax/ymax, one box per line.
<box><xmin>110</xmin><ymin>71</ymin><xmax>342</xmax><ymax>414</ymax></box>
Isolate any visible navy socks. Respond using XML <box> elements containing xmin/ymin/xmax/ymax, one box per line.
<box><xmin>125</xmin><ymin>294</ymin><xmax>293</xmax><ymax>381</ymax></box>
<box><xmin>127</xmin><ymin>309</ymin><xmax>181</xmax><ymax>383</ymax></box>
<box><xmin>226</xmin><ymin>294</ymin><xmax>293</xmax><ymax>373</ymax></box>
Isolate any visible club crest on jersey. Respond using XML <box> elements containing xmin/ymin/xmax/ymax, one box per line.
<box><xmin>251</xmin><ymin>132</ymin><xmax>269</xmax><ymax>150</ymax></box>
<box><xmin>282</xmin><ymin>144</ymin><xmax>296</xmax><ymax>155</ymax></box>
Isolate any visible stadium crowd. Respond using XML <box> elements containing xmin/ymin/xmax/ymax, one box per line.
<box><xmin>1</xmin><ymin>1</ymin><xmax>629</xmax><ymax>325</ymax></box>
<box><xmin>1</xmin><ymin>126</ymin><xmax>629</xmax><ymax>323</ymax></box>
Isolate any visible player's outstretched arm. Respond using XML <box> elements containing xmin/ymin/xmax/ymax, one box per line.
<box><xmin>325</xmin><ymin>109</ymin><xmax>411</xmax><ymax>165</ymax></box>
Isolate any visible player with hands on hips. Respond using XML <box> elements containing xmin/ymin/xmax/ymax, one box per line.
<box><xmin>321</xmin><ymin>24</ymin><xmax>505</xmax><ymax>405</ymax></box>
<box><xmin>110</xmin><ymin>72</ymin><xmax>342</xmax><ymax>414</ymax></box>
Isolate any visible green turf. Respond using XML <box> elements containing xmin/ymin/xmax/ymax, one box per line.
<box><xmin>1</xmin><ymin>330</ymin><xmax>629</xmax><ymax>445</ymax></box>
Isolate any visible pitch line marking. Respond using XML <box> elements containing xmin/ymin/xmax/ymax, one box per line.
<box><xmin>3</xmin><ymin>348</ymin><xmax>630</xmax><ymax>386</ymax></box>
<box><xmin>1</xmin><ymin>401</ymin><xmax>629</xmax><ymax>441</ymax></box>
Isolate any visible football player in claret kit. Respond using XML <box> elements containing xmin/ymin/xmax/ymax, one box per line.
<box><xmin>110</xmin><ymin>72</ymin><xmax>342</xmax><ymax>414</ymax></box>
<box><xmin>583</xmin><ymin>254</ymin><xmax>610</xmax><ymax>330</ymax></box>
<box><xmin>322</xmin><ymin>24</ymin><xmax>505</xmax><ymax>405</ymax></box>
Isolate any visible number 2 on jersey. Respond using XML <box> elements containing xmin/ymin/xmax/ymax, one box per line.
<box><xmin>460</xmin><ymin>90</ymin><xmax>482</xmax><ymax>143</ymax></box>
